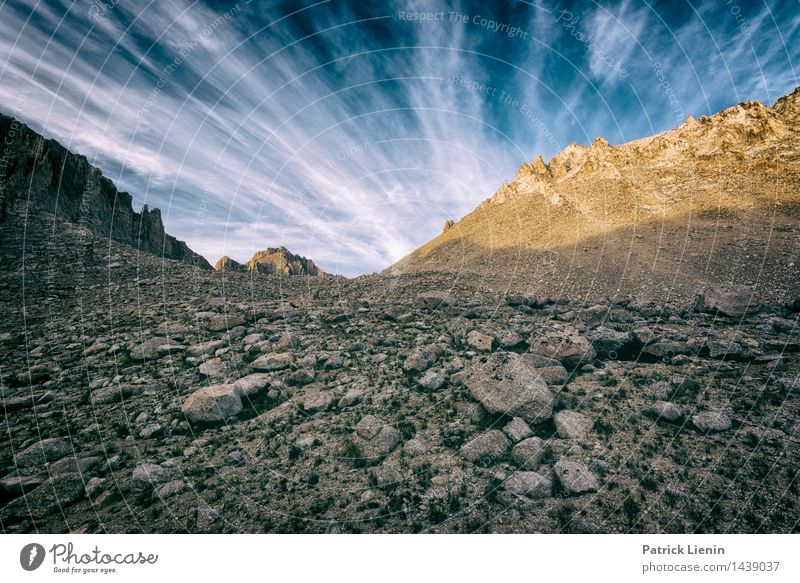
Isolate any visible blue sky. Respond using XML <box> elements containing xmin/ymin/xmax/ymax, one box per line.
<box><xmin>1</xmin><ymin>0</ymin><xmax>798</xmax><ymax>275</ymax></box>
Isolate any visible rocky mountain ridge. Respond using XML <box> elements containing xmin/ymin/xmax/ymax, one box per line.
<box><xmin>215</xmin><ymin>247</ymin><xmax>325</xmax><ymax>277</ymax></box>
<box><xmin>388</xmin><ymin>87</ymin><xmax>800</xmax><ymax>304</ymax></box>
<box><xmin>0</xmin><ymin>113</ymin><xmax>211</xmax><ymax>270</ymax></box>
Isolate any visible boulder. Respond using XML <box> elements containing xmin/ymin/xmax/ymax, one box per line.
<box><xmin>647</xmin><ymin>401</ymin><xmax>684</xmax><ymax>423</ymax></box>
<box><xmin>460</xmin><ymin>430</ymin><xmax>510</xmax><ymax>466</ymax></box>
<box><xmin>90</xmin><ymin>383</ymin><xmax>148</xmax><ymax>405</ymax></box>
<box><xmin>554</xmin><ymin>410</ymin><xmax>593</xmax><ymax>439</ymax></box>
<box><xmin>587</xmin><ymin>327</ymin><xmax>635</xmax><ymax>357</ymax></box>
<box><xmin>503</xmin><ymin>417</ymin><xmax>533</xmax><ymax>442</ymax></box>
<box><xmin>186</xmin><ymin>339</ymin><xmax>227</xmax><ymax>357</ymax></box>
<box><xmin>463</xmin><ymin>352</ymin><xmax>554</xmax><ymax>424</ymax></box>
<box><xmin>14</xmin><ymin>438</ymin><xmax>71</xmax><ymax>468</ymax></box>
<box><xmin>530</xmin><ymin>327</ymin><xmax>596</xmax><ymax>367</ymax></box>
<box><xmin>505</xmin><ymin>471</ymin><xmax>552</xmax><ymax>499</ymax></box>
<box><xmin>130</xmin><ymin>337</ymin><xmax>185</xmax><ymax>361</ymax></box>
<box><xmin>181</xmin><ymin>384</ymin><xmax>243</xmax><ymax>423</ymax></box>
<box><xmin>0</xmin><ymin>473</ymin><xmax>85</xmax><ymax>520</ymax></box>
<box><xmin>231</xmin><ymin>373</ymin><xmax>272</xmax><ymax>398</ymax></box>
<box><xmin>525</xmin><ymin>355</ymin><xmax>569</xmax><ymax>385</ymax></box>
<box><xmin>403</xmin><ymin>345</ymin><xmax>442</xmax><ymax>372</ymax></box>
<box><xmin>304</xmin><ymin>391</ymin><xmax>335</xmax><ymax>413</ymax></box>
<box><xmin>692</xmin><ymin>411</ymin><xmax>732</xmax><ymax>432</ymax></box>
<box><xmin>554</xmin><ymin>460</ymin><xmax>599</xmax><ymax>495</ymax></box>
<box><xmin>251</xmin><ymin>352</ymin><xmax>293</xmax><ymax>371</ymax></box>
<box><xmin>131</xmin><ymin>463</ymin><xmax>170</xmax><ymax>492</ymax></box>
<box><xmin>205</xmin><ymin>314</ymin><xmax>246</xmax><ymax>332</ymax></box>
<box><xmin>354</xmin><ymin>415</ymin><xmax>401</xmax><ymax>461</ymax></box>
<box><xmin>695</xmin><ymin>285</ymin><xmax>753</xmax><ymax>317</ymax></box>
<box><xmin>418</xmin><ymin>370</ymin><xmax>446</xmax><ymax>391</ymax></box>
<box><xmin>467</xmin><ymin>330</ymin><xmax>495</xmax><ymax>352</ymax></box>
<box><xmin>511</xmin><ymin>437</ymin><xmax>546</xmax><ymax>470</ymax></box>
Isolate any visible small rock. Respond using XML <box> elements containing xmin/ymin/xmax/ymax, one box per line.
<box><xmin>511</xmin><ymin>437</ymin><xmax>546</xmax><ymax>470</ymax></box>
<box><xmin>505</xmin><ymin>471</ymin><xmax>552</xmax><ymax>499</ymax></box>
<box><xmin>503</xmin><ymin>417</ymin><xmax>533</xmax><ymax>442</ymax></box>
<box><xmin>647</xmin><ymin>401</ymin><xmax>684</xmax><ymax>423</ymax></box>
<box><xmin>460</xmin><ymin>430</ymin><xmax>510</xmax><ymax>466</ymax></box>
<box><xmin>554</xmin><ymin>410</ymin><xmax>593</xmax><ymax>439</ymax></box>
<box><xmin>418</xmin><ymin>370</ymin><xmax>446</xmax><ymax>391</ymax></box>
<box><xmin>251</xmin><ymin>352</ymin><xmax>293</xmax><ymax>371</ymax></box>
<box><xmin>467</xmin><ymin>330</ymin><xmax>494</xmax><ymax>351</ymax></box>
<box><xmin>692</xmin><ymin>411</ymin><xmax>732</xmax><ymax>432</ymax></box>
<box><xmin>554</xmin><ymin>460</ymin><xmax>599</xmax><ymax>495</ymax></box>
<box><xmin>154</xmin><ymin>479</ymin><xmax>185</xmax><ymax>499</ymax></box>
<box><xmin>304</xmin><ymin>391</ymin><xmax>335</xmax><ymax>413</ymax></box>
<box><xmin>131</xmin><ymin>462</ymin><xmax>169</xmax><ymax>492</ymax></box>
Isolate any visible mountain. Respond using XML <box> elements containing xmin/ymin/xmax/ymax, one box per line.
<box><xmin>0</xmin><ymin>113</ymin><xmax>211</xmax><ymax>270</ymax></box>
<box><xmin>214</xmin><ymin>247</ymin><xmax>325</xmax><ymax>276</ymax></box>
<box><xmin>214</xmin><ymin>255</ymin><xmax>247</xmax><ymax>272</ymax></box>
<box><xmin>387</xmin><ymin>87</ymin><xmax>800</xmax><ymax>303</ymax></box>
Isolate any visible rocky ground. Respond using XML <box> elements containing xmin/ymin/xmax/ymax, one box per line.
<box><xmin>1</xmin><ymin>221</ymin><xmax>797</xmax><ymax>533</ymax></box>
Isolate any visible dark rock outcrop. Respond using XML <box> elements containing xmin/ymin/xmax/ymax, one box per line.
<box><xmin>0</xmin><ymin>113</ymin><xmax>211</xmax><ymax>269</ymax></box>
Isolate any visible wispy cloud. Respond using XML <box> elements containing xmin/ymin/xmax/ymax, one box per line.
<box><xmin>0</xmin><ymin>0</ymin><xmax>797</xmax><ymax>275</ymax></box>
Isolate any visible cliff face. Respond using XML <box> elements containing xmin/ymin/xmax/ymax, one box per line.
<box><xmin>0</xmin><ymin>113</ymin><xmax>211</xmax><ymax>269</ymax></box>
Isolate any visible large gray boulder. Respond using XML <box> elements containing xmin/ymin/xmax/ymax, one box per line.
<box><xmin>505</xmin><ymin>471</ymin><xmax>552</xmax><ymax>499</ymax></box>
<box><xmin>695</xmin><ymin>285</ymin><xmax>753</xmax><ymax>317</ymax></box>
<box><xmin>554</xmin><ymin>460</ymin><xmax>600</xmax><ymax>495</ymax></box>
<box><xmin>181</xmin><ymin>384</ymin><xmax>243</xmax><ymax>423</ymax></box>
<box><xmin>692</xmin><ymin>411</ymin><xmax>732</xmax><ymax>432</ymax></box>
<box><xmin>463</xmin><ymin>352</ymin><xmax>555</xmax><ymax>424</ymax></box>
<box><xmin>354</xmin><ymin>415</ymin><xmax>401</xmax><ymax>461</ymax></box>
<box><xmin>530</xmin><ymin>327</ymin><xmax>596</xmax><ymax>367</ymax></box>
<box><xmin>14</xmin><ymin>438</ymin><xmax>72</xmax><ymax>468</ymax></box>
<box><xmin>251</xmin><ymin>352</ymin><xmax>293</xmax><ymax>371</ymax></box>
<box><xmin>231</xmin><ymin>373</ymin><xmax>272</xmax><ymax>398</ymax></box>
<box><xmin>0</xmin><ymin>473</ymin><xmax>85</xmax><ymax>520</ymax></box>
<box><xmin>130</xmin><ymin>337</ymin><xmax>185</xmax><ymax>361</ymax></box>
<box><xmin>460</xmin><ymin>430</ymin><xmax>510</xmax><ymax>466</ymax></box>
<box><xmin>554</xmin><ymin>410</ymin><xmax>594</xmax><ymax>439</ymax></box>
<box><xmin>511</xmin><ymin>437</ymin><xmax>546</xmax><ymax>470</ymax></box>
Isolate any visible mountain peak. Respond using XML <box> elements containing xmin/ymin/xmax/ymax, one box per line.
<box><xmin>214</xmin><ymin>247</ymin><xmax>325</xmax><ymax>276</ymax></box>
<box><xmin>387</xmin><ymin>86</ymin><xmax>800</xmax><ymax>301</ymax></box>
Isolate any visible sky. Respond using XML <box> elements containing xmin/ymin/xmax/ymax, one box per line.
<box><xmin>1</xmin><ymin>0</ymin><xmax>798</xmax><ymax>276</ymax></box>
